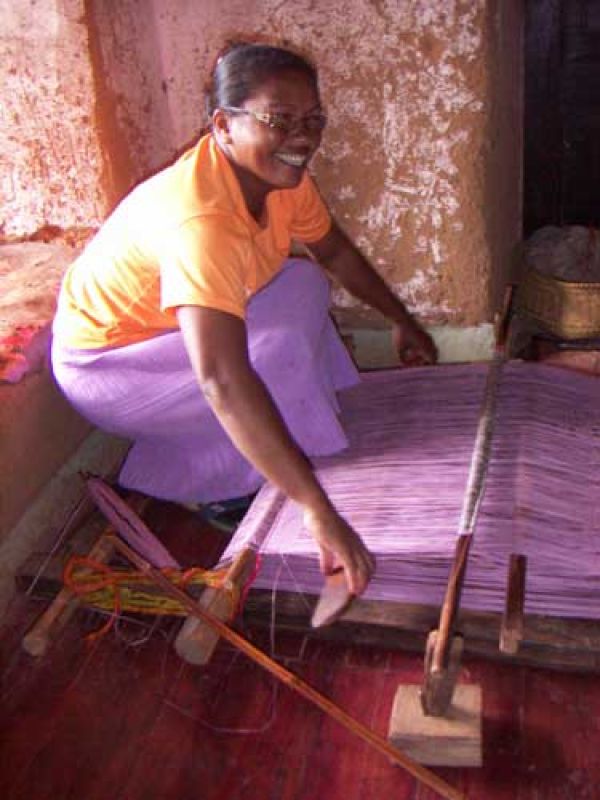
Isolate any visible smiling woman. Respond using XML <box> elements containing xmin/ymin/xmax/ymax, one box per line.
<box><xmin>207</xmin><ymin>45</ymin><xmax>326</xmax><ymax>217</ymax></box>
<box><xmin>50</xmin><ymin>42</ymin><xmax>436</xmax><ymax>596</ymax></box>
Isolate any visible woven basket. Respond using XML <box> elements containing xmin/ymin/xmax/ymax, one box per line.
<box><xmin>514</xmin><ymin>268</ymin><xmax>600</xmax><ymax>340</ymax></box>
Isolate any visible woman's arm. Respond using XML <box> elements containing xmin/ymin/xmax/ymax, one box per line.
<box><xmin>308</xmin><ymin>222</ymin><xmax>438</xmax><ymax>366</ymax></box>
<box><xmin>176</xmin><ymin>304</ymin><xmax>375</xmax><ymax>594</ymax></box>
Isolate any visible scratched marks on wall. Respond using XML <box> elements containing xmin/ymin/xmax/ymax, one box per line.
<box><xmin>295</xmin><ymin>1</ymin><xmax>486</xmax><ymax>319</ymax></box>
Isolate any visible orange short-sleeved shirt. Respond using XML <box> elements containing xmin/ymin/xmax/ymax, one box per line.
<box><xmin>53</xmin><ymin>134</ymin><xmax>331</xmax><ymax>349</ymax></box>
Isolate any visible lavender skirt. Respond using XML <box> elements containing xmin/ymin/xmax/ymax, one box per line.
<box><xmin>51</xmin><ymin>259</ymin><xmax>360</xmax><ymax>504</ymax></box>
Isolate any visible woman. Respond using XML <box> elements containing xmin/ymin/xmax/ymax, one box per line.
<box><xmin>52</xmin><ymin>43</ymin><xmax>437</xmax><ymax>597</ymax></box>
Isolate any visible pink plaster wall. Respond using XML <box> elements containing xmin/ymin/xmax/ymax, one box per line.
<box><xmin>0</xmin><ymin>0</ymin><xmax>106</xmax><ymax>237</ymax></box>
<box><xmin>2</xmin><ymin>0</ymin><xmax>523</xmax><ymax>326</ymax></box>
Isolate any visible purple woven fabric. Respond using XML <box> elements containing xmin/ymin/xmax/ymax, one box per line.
<box><xmin>51</xmin><ymin>259</ymin><xmax>359</xmax><ymax>503</ymax></box>
<box><xmin>222</xmin><ymin>363</ymin><xmax>600</xmax><ymax>619</ymax></box>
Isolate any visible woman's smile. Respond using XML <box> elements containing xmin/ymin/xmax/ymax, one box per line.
<box><xmin>214</xmin><ymin>68</ymin><xmax>324</xmax><ymax>215</ymax></box>
<box><xmin>274</xmin><ymin>151</ymin><xmax>311</xmax><ymax>168</ymax></box>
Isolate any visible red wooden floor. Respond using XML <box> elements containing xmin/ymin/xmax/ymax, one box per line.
<box><xmin>1</xmin><ymin>502</ymin><xmax>599</xmax><ymax>800</ymax></box>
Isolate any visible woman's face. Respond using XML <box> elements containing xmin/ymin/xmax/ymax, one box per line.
<box><xmin>215</xmin><ymin>69</ymin><xmax>324</xmax><ymax>199</ymax></box>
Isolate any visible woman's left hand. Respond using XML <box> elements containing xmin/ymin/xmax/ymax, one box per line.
<box><xmin>309</xmin><ymin>222</ymin><xmax>438</xmax><ymax>366</ymax></box>
<box><xmin>392</xmin><ymin>317</ymin><xmax>438</xmax><ymax>366</ymax></box>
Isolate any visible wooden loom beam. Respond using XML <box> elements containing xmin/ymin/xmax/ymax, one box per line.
<box><xmin>418</xmin><ymin>288</ymin><xmax>518</xmax><ymax>713</ymax></box>
<box><xmin>422</xmin><ymin>291</ymin><xmax>515</xmax><ymax>678</ymax></box>
<box><xmin>242</xmin><ymin>588</ymin><xmax>600</xmax><ymax>671</ymax></box>
<box><xmin>420</xmin><ymin>347</ymin><xmax>504</xmax><ymax>716</ymax></box>
<box><xmin>421</xmin><ymin>534</ymin><xmax>471</xmax><ymax>716</ymax></box>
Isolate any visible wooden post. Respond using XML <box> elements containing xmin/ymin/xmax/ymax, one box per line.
<box><xmin>174</xmin><ymin>547</ymin><xmax>257</xmax><ymax>665</ymax></box>
<box><xmin>500</xmin><ymin>553</ymin><xmax>527</xmax><ymax>654</ymax></box>
<box><xmin>22</xmin><ymin>534</ymin><xmax>115</xmax><ymax>657</ymax></box>
<box><xmin>420</xmin><ymin>535</ymin><xmax>471</xmax><ymax>716</ymax></box>
<box><xmin>420</xmin><ymin>347</ymin><xmax>504</xmax><ymax>715</ymax></box>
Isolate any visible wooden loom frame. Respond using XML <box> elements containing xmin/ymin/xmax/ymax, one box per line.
<box><xmin>19</xmin><ymin>290</ymin><xmax>598</xmax><ymax>786</ymax></box>
<box><xmin>236</xmin><ymin>299</ymin><xmax>600</xmax><ymax>674</ymax></box>
<box><xmin>177</xmin><ymin>351</ymin><xmax>600</xmax><ymax>674</ymax></box>
<box><xmin>20</xmin><ymin>380</ymin><xmax>599</xmax><ymax>787</ymax></box>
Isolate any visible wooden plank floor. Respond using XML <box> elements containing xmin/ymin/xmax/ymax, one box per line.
<box><xmin>1</xmin><ymin>502</ymin><xmax>600</xmax><ymax>800</ymax></box>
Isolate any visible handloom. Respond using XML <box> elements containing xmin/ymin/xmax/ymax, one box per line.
<box><xmin>217</xmin><ymin>361</ymin><xmax>600</xmax><ymax>666</ymax></box>
<box><xmin>21</xmin><ymin>361</ymin><xmax>597</xmax><ymax>777</ymax></box>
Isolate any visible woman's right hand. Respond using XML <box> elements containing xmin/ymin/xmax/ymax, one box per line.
<box><xmin>303</xmin><ymin>503</ymin><xmax>375</xmax><ymax>596</ymax></box>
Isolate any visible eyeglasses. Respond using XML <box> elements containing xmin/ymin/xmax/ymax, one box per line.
<box><xmin>222</xmin><ymin>106</ymin><xmax>327</xmax><ymax>135</ymax></box>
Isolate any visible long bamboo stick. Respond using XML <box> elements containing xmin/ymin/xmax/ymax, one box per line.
<box><xmin>106</xmin><ymin>534</ymin><xmax>465</xmax><ymax>800</ymax></box>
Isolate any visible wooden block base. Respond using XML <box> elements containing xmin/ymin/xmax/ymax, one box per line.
<box><xmin>388</xmin><ymin>684</ymin><xmax>482</xmax><ymax>768</ymax></box>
